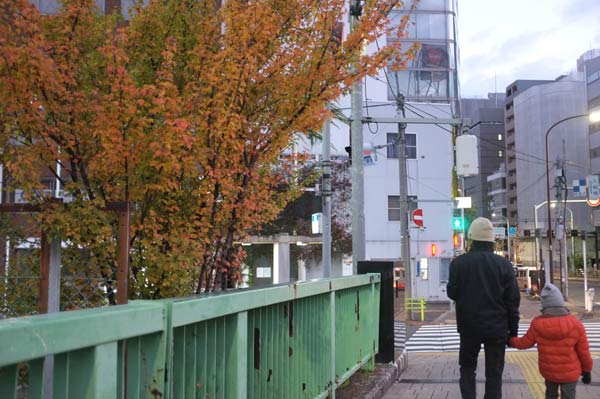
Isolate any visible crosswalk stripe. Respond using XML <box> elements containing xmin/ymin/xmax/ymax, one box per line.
<box><xmin>395</xmin><ymin>321</ymin><xmax>600</xmax><ymax>352</ymax></box>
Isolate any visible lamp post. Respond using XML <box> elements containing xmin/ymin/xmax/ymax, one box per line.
<box><xmin>492</xmin><ymin>213</ymin><xmax>510</xmax><ymax>262</ymax></box>
<box><xmin>545</xmin><ymin>113</ymin><xmax>599</xmax><ymax>283</ymax></box>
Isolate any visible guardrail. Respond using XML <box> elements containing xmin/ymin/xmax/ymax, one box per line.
<box><xmin>0</xmin><ymin>274</ymin><xmax>380</xmax><ymax>399</ymax></box>
<box><xmin>405</xmin><ymin>297</ymin><xmax>426</xmax><ymax>321</ymax></box>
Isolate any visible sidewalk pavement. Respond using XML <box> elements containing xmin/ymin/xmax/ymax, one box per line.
<box><xmin>382</xmin><ymin>351</ymin><xmax>600</xmax><ymax>399</ymax></box>
<box><xmin>339</xmin><ymin>291</ymin><xmax>600</xmax><ymax>399</ymax></box>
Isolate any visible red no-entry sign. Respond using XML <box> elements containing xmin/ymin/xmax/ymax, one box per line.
<box><xmin>412</xmin><ymin>208</ymin><xmax>424</xmax><ymax>227</ymax></box>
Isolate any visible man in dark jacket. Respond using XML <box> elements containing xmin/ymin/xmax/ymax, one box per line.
<box><xmin>447</xmin><ymin>217</ymin><xmax>520</xmax><ymax>399</ymax></box>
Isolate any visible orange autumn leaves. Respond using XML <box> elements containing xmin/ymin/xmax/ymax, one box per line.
<box><xmin>0</xmin><ymin>0</ymin><xmax>413</xmax><ymax>297</ymax></box>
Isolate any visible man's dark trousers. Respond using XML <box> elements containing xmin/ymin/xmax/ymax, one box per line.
<box><xmin>459</xmin><ymin>334</ymin><xmax>506</xmax><ymax>399</ymax></box>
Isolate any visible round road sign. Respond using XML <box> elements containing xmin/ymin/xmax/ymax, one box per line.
<box><xmin>412</xmin><ymin>208</ymin><xmax>424</xmax><ymax>227</ymax></box>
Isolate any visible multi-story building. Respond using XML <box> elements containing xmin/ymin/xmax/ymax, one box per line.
<box><xmin>510</xmin><ymin>74</ymin><xmax>591</xmax><ymax>267</ymax></box>
<box><xmin>461</xmin><ymin>93</ymin><xmax>505</xmax><ymax>217</ymax></box>
<box><xmin>578</xmin><ymin>50</ymin><xmax>600</xmax><ymax>172</ymax></box>
<box><xmin>504</xmin><ymin>79</ymin><xmax>552</xmax><ymax>224</ymax></box>
<box><xmin>296</xmin><ymin>1</ymin><xmax>461</xmax><ymax>301</ymax></box>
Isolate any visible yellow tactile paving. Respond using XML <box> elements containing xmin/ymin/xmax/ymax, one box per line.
<box><xmin>506</xmin><ymin>352</ymin><xmax>544</xmax><ymax>399</ymax></box>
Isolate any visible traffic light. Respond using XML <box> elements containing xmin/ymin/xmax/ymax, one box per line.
<box><xmin>453</xmin><ymin>234</ymin><xmax>460</xmax><ymax>248</ymax></box>
<box><xmin>452</xmin><ymin>217</ymin><xmax>463</xmax><ymax>230</ymax></box>
<box><xmin>430</xmin><ymin>243</ymin><xmax>437</xmax><ymax>256</ymax></box>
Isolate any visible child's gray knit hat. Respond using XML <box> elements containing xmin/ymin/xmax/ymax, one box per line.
<box><xmin>540</xmin><ymin>283</ymin><xmax>565</xmax><ymax>308</ymax></box>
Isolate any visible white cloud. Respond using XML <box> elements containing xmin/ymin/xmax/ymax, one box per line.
<box><xmin>458</xmin><ymin>0</ymin><xmax>600</xmax><ymax>97</ymax></box>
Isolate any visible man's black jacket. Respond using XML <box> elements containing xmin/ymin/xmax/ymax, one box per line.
<box><xmin>447</xmin><ymin>241</ymin><xmax>520</xmax><ymax>338</ymax></box>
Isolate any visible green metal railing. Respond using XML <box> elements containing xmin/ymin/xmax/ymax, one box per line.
<box><xmin>0</xmin><ymin>274</ymin><xmax>380</xmax><ymax>399</ymax></box>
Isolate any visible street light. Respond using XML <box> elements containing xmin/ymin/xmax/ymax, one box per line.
<box><xmin>545</xmin><ymin>111</ymin><xmax>600</xmax><ymax>283</ymax></box>
<box><xmin>492</xmin><ymin>213</ymin><xmax>510</xmax><ymax>262</ymax></box>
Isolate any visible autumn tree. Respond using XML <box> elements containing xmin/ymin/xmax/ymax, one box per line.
<box><xmin>0</xmin><ymin>0</ymin><xmax>414</xmax><ymax>301</ymax></box>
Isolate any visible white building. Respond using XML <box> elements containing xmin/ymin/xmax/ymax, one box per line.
<box><xmin>298</xmin><ymin>0</ymin><xmax>461</xmax><ymax>301</ymax></box>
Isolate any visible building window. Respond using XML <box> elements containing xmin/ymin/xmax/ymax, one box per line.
<box><xmin>498</xmin><ymin>134</ymin><xmax>503</xmax><ymax>141</ymax></box>
<box><xmin>388</xmin><ymin>195</ymin><xmax>418</xmax><ymax>221</ymax></box>
<box><xmin>387</xmin><ymin>133</ymin><xmax>417</xmax><ymax>159</ymax></box>
<box><xmin>419</xmin><ymin>258</ymin><xmax>429</xmax><ymax>280</ymax></box>
<box><xmin>498</xmin><ymin>150</ymin><xmax>503</xmax><ymax>158</ymax></box>
<box><xmin>439</xmin><ymin>258</ymin><xmax>451</xmax><ymax>282</ymax></box>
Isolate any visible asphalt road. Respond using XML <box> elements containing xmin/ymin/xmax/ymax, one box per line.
<box><xmin>563</xmin><ymin>278</ymin><xmax>600</xmax><ymax>305</ymax></box>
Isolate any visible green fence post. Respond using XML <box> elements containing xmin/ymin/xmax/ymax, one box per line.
<box><xmin>421</xmin><ymin>298</ymin><xmax>425</xmax><ymax>322</ymax></box>
<box><xmin>0</xmin><ymin>366</ymin><xmax>17</xmax><ymax>398</ymax></box>
<box><xmin>329</xmin><ymin>290</ymin><xmax>336</xmax><ymax>399</ymax></box>
<box><xmin>27</xmin><ymin>358</ymin><xmax>44</xmax><ymax>399</ymax></box>
<box><xmin>366</xmin><ymin>282</ymin><xmax>376</xmax><ymax>372</ymax></box>
<box><xmin>54</xmin><ymin>341</ymin><xmax>118</xmax><ymax>398</ymax></box>
<box><xmin>227</xmin><ymin>311</ymin><xmax>248</xmax><ymax>399</ymax></box>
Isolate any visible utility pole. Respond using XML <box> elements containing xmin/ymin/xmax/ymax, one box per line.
<box><xmin>396</xmin><ymin>95</ymin><xmax>412</xmax><ymax>300</ymax></box>
<box><xmin>322</xmin><ymin>119</ymin><xmax>332</xmax><ymax>277</ymax></box>
<box><xmin>349</xmin><ymin>1</ymin><xmax>365</xmax><ymax>273</ymax></box>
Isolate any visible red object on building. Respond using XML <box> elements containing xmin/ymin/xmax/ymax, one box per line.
<box><xmin>412</xmin><ymin>208</ymin><xmax>424</xmax><ymax>227</ymax></box>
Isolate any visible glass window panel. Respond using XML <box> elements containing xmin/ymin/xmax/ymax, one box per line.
<box><xmin>418</xmin><ymin>0</ymin><xmax>448</xmax><ymax>10</ymax></box>
<box><xmin>446</xmin><ymin>14</ymin><xmax>456</xmax><ymax>41</ymax></box>
<box><xmin>387</xmin><ymin>70</ymin><xmax>419</xmax><ymax>99</ymax></box>
<box><xmin>418</xmin><ymin>44</ymin><xmax>450</xmax><ymax>69</ymax></box>
<box><xmin>386</xmin><ymin>133</ymin><xmax>416</xmax><ymax>159</ymax></box>
<box><xmin>416</xmin><ymin>70</ymin><xmax>449</xmax><ymax>97</ymax></box>
<box><xmin>439</xmin><ymin>258</ymin><xmax>451</xmax><ymax>282</ymax></box>
<box><xmin>447</xmin><ymin>43</ymin><xmax>456</xmax><ymax>68</ymax></box>
<box><xmin>416</xmin><ymin>14</ymin><xmax>447</xmax><ymax>40</ymax></box>
<box><xmin>388</xmin><ymin>209</ymin><xmax>401</xmax><ymax>221</ymax></box>
<box><xmin>388</xmin><ymin>12</ymin><xmax>416</xmax><ymax>40</ymax></box>
<box><xmin>388</xmin><ymin>195</ymin><xmax>401</xmax><ymax>209</ymax></box>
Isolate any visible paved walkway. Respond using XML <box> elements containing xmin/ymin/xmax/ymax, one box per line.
<box><xmin>384</xmin><ymin>290</ymin><xmax>600</xmax><ymax>399</ymax></box>
<box><xmin>383</xmin><ymin>352</ymin><xmax>600</xmax><ymax>399</ymax></box>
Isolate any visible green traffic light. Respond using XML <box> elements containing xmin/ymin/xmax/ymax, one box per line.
<box><xmin>453</xmin><ymin>217</ymin><xmax>463</xmax><ymax>230</ymax></box>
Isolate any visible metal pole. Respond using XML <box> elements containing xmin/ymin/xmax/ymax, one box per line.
<box><xmin>534</xmin><ymin>204</ymin><xmax>539</xmax><ymax>267</ymax></box>
<box><xmin>396</xmin><ymin>95</ymin><xmax>412</xmax><ymax>302</ymax></box>
<box><xmin>545</xmin><ymin>130</ymin><xmax>554</xmax><ymax>283</ymax></box>
<box><xmin>583</xmin><ymin>233</ymin><xmax>588</xmax><ymax>294</ymax></box>
<box><xmin>545</xmin><ymin>114</ymin><xmax>588</xmax><ymax>283</ymax></box>
<box><xmin>569</xmin><ymin>210</ymin><xmax>575</xmax><ymax>274</ymax></box>
<box><xmin>322</xmin><ymin>119</ymin><xmax>332</xmax><ymax>277</ymax></box>
<box><xmin>506</xmin><ymin>218</ymin><xmax>511</xmax><ymax>262</ymax></box>
<box><xmin>349</xmin><ymin>2</ymin><xmax>365</xmax><ymax>274</ymax></box>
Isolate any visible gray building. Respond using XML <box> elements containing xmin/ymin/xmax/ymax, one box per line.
<box><xmin>512</xmin><ymin>76</ymin><xmax>591</xmax><ymax>267</ymax></box>
<box><xmin>504</xmin><ymin>79</ymin><xmax>552</xmax><ymax>224</ymax></box>
<box><xmin>578</xmin><ymin>50</ymin><xmax>600</xmax><ymax>172</ymax></box>
<box><xmin>461</xmin><ymin>94</ymin><xmax>505</xmax><ymax>217</ymax></box>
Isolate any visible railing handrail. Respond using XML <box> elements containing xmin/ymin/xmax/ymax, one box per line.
<box><xmin>0</xmin><ymin>302</ymin><xmax>165</xmax><ymax>367</ymax></box>
<box><xmin>168</xmin><ymin>274</ymin><xmax>379</xmax><ymax>327</ymax></box>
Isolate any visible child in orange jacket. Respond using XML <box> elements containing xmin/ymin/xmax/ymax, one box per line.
<box><xmin>510</xmin><ymin>283</ymin><xmax>593</xmax><ymax>398</ymax></box>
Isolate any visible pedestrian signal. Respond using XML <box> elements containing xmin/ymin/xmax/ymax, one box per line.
<box><xmin>452</xmin><ymin>217</ymin><xmax>463</xmax><ymax>230</ymax></box>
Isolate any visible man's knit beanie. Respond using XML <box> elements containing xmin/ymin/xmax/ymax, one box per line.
<box><xmin>468</xmin><ymin>217</ymin><xmax>495</xmax><ymax>242</ymax></box>
<box><xmin>540</xmin><ymin>283</ymin><xmax>566</xmax><ymax>309</ymax></box>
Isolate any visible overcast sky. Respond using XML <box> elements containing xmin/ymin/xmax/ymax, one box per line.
<box><xmin>458</xmin><ymin>0</ymin><xmax>600</xmax><ymax>97</ymax></box>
